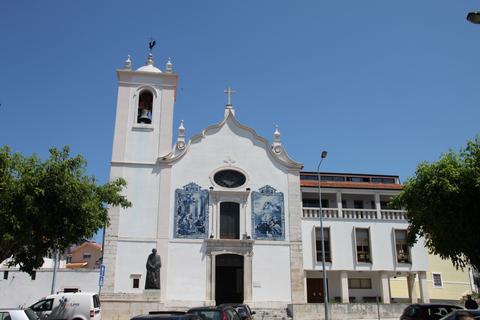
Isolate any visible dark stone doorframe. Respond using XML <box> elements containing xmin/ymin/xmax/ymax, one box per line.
<box><xmin>205</xmin><ymin>240</ymin><xmax>253</xmax><ymax>305</ymax></box>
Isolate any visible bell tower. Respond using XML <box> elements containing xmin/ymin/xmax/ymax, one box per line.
<box><xmin>111</xmin><ymin>52</ymin><xmax>178</xmax><ymax>163</ymax></box>
<box><xmin>102</xmin><ymin>50</ymin><xmax>178</xmax><ymax>298</ymax></box>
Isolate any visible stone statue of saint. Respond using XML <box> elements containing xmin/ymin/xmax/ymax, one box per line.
<box><xmin>145</xmin><ymin>248</ymin><xmax>161</xmax><ymax>289</ymax></box>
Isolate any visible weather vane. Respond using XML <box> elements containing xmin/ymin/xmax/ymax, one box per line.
<box><xmin>148</xmin><ymin>37</ymin><xmax>156</xmax><ymax>52</ymax></box>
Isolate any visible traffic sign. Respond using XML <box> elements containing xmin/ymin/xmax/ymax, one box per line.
<box><xmin>100</xmin><ymin>264</ymin><xmax>106</xmax><ymax>277</ymax></box>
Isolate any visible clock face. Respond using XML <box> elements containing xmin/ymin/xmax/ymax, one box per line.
<box><xmin>274</xmin><ymin>146</ymin><xmax>282</xmax><ymax>154</ymax></box>
<box><xmin>213</xmin><ymin>169</ymin><xmax>246</xmax><ymax>188</ymax></box>
<box><xmin>177</xmin><ymin>141</ymin><xmax>185</xmax><ymax>150</ymax></box>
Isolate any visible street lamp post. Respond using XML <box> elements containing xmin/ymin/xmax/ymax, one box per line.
<box><xmin>317</xmin><ymin>150</ymin><xmax>329</xmax><ymax>320</ymax></box>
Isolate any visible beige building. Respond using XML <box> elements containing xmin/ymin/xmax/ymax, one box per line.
<box><xmin>66</xmin><ymin>242</ymin><xmax>102</xmax><ymax>269</ymax></box>
<box><xmin>390</xmin><ymin>254</ymin><xmax>474</xmax><ymax>303</ymax></box>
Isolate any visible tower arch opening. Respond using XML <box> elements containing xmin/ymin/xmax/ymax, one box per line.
<box><xmin>137</xmin><ymin>90</ymin><xmax>153</xmax><ymax>124</ymax></box>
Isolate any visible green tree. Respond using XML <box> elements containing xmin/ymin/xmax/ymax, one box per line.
<box><xmin>392</xmin><ymin>137</ymin><xmax>480</xmax><ymax>270</ymax></box>
<box><xmin>0</xmin><ymin>146</ymin><xmax>131</xmax><ymax>274</ymax></box>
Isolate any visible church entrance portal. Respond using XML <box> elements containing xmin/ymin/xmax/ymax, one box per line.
<box><xmin>220</xmin><ymin>202</ymin><xmax>240</xmax><ymax>239</ymax></box>
<box><xmin>215</xmin><ymin>254</ymin><xmax>244</xmax><ymax>305</ymax></box>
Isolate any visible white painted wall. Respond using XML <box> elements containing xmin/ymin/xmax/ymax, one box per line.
<box><xmin>252</xmin><ymin>244</ymin><xmax>291</xmax><ymax>303</ymax></box>
<box><xmin>117</xmin><ymin>166</ymin><xmax>160</xmax><ymax>239</ymax></box>
<box><xmin>302</xmin><ymin>219</ymin><xmax>428</xmax><ymax>272</ymax></box>
<box><xmin>167</xmin><ymin>242</ymin><xmax>206</xmax><ymax>301</ymax></box>
<box><xmin>0</xmin><ymin>269</ymin><xmax>99</xmax><ymax>308</ymax></box>
<box><xmin>114</xmin><ymin>241</ymin><xmax>156</xmax><ymax>293</ymax></box>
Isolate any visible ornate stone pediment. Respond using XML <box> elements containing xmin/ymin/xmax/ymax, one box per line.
<box><xmin>205</xmin><ymin>239</ymin><xmax>254</xmax><ymax>256</ymax></box>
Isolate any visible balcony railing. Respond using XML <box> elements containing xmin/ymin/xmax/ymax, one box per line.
<box><xmin>302</xmin><ymin>208</ymin><xmax>406</xmax><ymax>221</ymax></box>
<box><xmin>303</xmin><ymin>207</ymin><xmax>340</xmax><ymax>219</ymax></box>
<box><xmin>380</xmin><ymin>210</ymin><xmax>407</xmax><ymax>220</ymax></box>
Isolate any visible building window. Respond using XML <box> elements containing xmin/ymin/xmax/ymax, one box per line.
<box><xmin>137</xmin><ymin>91</ymin><xmax>153</xmax><ymax>124</ymax></box>
<box><xmin>3</xmin><ymin>271</ymin><xmax>8</xmax><ymax>280</ymax></box>
<box><xmin>213</xmin><ymin>170</ymin><xmax>246</xmax><ymax>188</ymax></box>
<box><xmin>315</xmin><ymin>227</ymin><xmax>331</xmax><ymax>262</ymax></box>
<box><xmin>432</xmin><ymin>273</ymin><xmax>443</xmax><ymax>288</ymax></box>
<box><xmin>321</xmin><ymin>175</ymin><xmax>345</xmax><ymax>182</ymax></box>
<box><xmin>355</xmin><ymin>228</ymin><xmax>371</xmax><ymax>263</ymax></box>
<box><xmin>31</xmin><ymin>271</ymin><xmax>36</xmax><ymax>280</ymax></box>
<box><xmin>83</xmin><ymin>253</ymin><xmax>92</xmax><ymax>260</ymax></box>
<box><xmin>302</xmin><ymin>199</ymin><xmax>329</xmax><ymax>208</ymax></box>
<box><xmin>353</xmin><ymin>200</ymin><xmax>364</xmax><ymax>209</ymax></box>
<box><xmin>220</xmin><ymin>202</ymin><xmax>240</xmax><ymax>239</ymax></box>
<box><xmin>347</xmin><ymin>176</ymin><xmax>370</xmax><ymax>182</ymax></box>
<box><xmin>133</xmin><ymin>278</ymin><xmax>140</xmax><ymax>289</ymax></box>
<box><xmin>371</xmin><ymin>177</ymin><xmax>396</xmax><ymax>184</ymax></box>
<box><xmin>395</xmin><ymin>230</ymin><xmax>410</xmax><ymax>263</ymax></box>
<box><xmin>348</xmin><ymin>278</ymin><xmax>372</xmax><ymax>289</ymax></box>
<box><xmin>380</xmin><ymin>201</ymin><xmax>390</xmax><ymax>209</ymax></box>
<box><xmin>130</xmin><ymin>274</ymin><xmax>141</xmax><ymax>289</ymax></box>
<box><xmin>302</xmin><ymin>198</ymin><xmax>318</xmax><ymax>207</ymax></box>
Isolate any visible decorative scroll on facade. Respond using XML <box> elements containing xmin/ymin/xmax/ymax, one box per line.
<box><xmin>174</xmin><ymin>182</ymin><xmax>209</xmax><ymax>239</ymax></box>
<box><xmin>251</xmin><ymin>185</ymin><xmax>285</xmax><ymax>240</ymax></box>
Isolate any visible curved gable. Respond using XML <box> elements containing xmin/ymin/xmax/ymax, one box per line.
<box><xmin>159</xmin><ymin>109</ymin><xmax>303</xmax><ymax>170</ymax></box>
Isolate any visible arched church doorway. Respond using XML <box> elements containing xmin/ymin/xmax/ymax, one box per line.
<box><xmin>215</xmin><ymin>254</ymin><xmax>244</xmax><ymax>305</ymax></box>
<box><xmin>220</xmin><ymin>202</ymin><xmax>240</xmax><ymax>239</ymax></box>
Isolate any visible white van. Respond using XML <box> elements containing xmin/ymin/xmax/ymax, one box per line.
<box><xmin>30</xmin><ymin>292</ymin><xmax>101</xmax><ymax>320</ymax></box>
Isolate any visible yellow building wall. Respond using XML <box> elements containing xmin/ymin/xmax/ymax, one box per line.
<box><xmin>390</xmin><ymin>254</ymin><xmax>472</xmax><ymax>302</ymax></box>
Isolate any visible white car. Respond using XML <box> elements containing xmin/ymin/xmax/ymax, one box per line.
<box><xmin>30</xmin><ymin>292</ymin><xmax>101</xmax><ymax>320</ymax></box>
<box><xmin>0</xmin><ymin>309</ymin><xmax>39</xmax><ymax>320</ymax></box>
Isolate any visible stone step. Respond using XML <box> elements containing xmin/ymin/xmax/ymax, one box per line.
<box><xmin>252</xmin><ymin>308</ymin><xmax>292</xmax><ymax>320</ymax></box>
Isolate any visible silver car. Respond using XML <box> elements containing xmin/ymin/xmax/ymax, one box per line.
<box><xmin>0</xmin><ymin>309</ymin><xmax>39</xmax><ymax>320</ymax></box>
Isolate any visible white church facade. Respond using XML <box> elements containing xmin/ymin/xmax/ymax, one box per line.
<box><xmin>100</xmin><ymin>52</ymin><xmax>430</xmax><ymax>319</ymax></box>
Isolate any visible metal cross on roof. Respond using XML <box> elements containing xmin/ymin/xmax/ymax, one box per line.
<box><xmin>224</xmin><ymin>87</ymin><xmax>236</xmax><ymax>106</ymax></box>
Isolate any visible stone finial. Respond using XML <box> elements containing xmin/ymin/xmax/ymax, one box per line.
<box><xmin>176</xmin><ymin>120</ymin><xmax>186</xmax><ymax>150</ymax></box>
<box><xmin>178</xmin><ymin>120</ymin><xmax>185</xmax><ymax>138</ymax></box>
<box><xmin>124</xmin><ymin>55</ymin><xmax>132</xmax><ymax>70</ymax></box>
<box><xmin>146</xmin><ymin>53</ymin><xmax>154</xmax><ymax>66</ymax></box>
<box><xmin>274</xmin><ymin>125</ymin><xmax>281</xmax><ymax>142</ymax></box>
<box><xmin>166</xmin><ymin>57</ymin><xmax>173</xmax><ymax>73</ymax></box>
<box><xmin>272</xmin><ymin>125</ymin><xmax>282</xmax><ymax>154</ymax></box>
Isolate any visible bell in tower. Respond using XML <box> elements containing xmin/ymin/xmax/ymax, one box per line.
<box><xmin>137</xmin><ymin>91</ymin><xmax>153</xmax><ymax>124</ymax></box>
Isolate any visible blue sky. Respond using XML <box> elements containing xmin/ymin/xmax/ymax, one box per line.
<box><xmin>1</xmin><ymin>1</ymin><xmax>479</xmax><ymax>224</ymax></box>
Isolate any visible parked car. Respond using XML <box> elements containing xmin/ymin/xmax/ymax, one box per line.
<box><xmin>400</xmin><ymin>304</ymin><xmax>463</xmax><ymax>320</ymax></box>
<box><xmin>439</xmin><ymin>309</ymin><xmax>480</xmax><ymax>320</ymax></box>
<box><xmin>218</xmin><ymin>304</ymin><xmax>255</xmax><ymax>320</ymax></box>
<box><xmin>30</xmin><ymin>292</ymin><xmax>101</xmax><ymax>320</ymax></box>
<box><xmin>0</xmin><ymin>309</ymin><xmax>39</xmax><ymax>320</ymax></box>
<box><xmin>131</xmin><ymin>311</ymin><xmax>201</xmax><ymax>320</ymax></box>
<box><xmin>187</xmin><ymin>306</ymin><xmax>241</xmax><ymax>320</ymax></box>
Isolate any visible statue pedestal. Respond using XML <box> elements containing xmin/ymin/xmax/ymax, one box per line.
<box><xmin>142</xmin><ymin>289</ymin><xmax>161</xmax><ymax>301</ymax></box>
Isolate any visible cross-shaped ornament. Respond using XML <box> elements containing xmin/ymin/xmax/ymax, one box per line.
<box><xmin>224</xmin><ymin>87</ymin><xmax>236</xmax><ymax>106</ymax></box>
